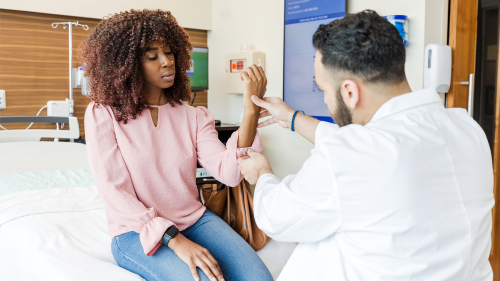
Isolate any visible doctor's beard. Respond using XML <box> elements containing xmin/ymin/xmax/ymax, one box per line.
<box><xmin>331</xmin><ymin>87</ymin><xmax>352</xmax><ymax>127</ymax></box>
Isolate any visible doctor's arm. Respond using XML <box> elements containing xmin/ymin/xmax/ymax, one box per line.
<box><xmin>237</xmin><ymin>145</ymin><xmax>340</xmax><ymax>243</ymax></box>
<box><xmin>251</xmin><ymin>96</ymin><xmax>332</xmax><ymax>145</ymax></box>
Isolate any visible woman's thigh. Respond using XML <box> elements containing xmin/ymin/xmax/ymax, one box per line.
<box><xmin>182</xmin><ymin>210</ymin><xmax>273</xmax><ymax>281</ymax></box>
<box><xmin>111</xmin><ymin>231</ymin><xmax>212</xmax><ymax>281</ymax></box>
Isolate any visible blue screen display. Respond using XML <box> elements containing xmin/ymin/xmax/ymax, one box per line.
<box><xmin>283</xmin><ymin>0</ymin><xmax>346</xmax><ymax>123</ymax></box>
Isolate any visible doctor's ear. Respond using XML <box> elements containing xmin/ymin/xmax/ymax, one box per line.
<box><xmin>341</xmin><ymin>80</ymin><xmax>360</xmax><ymax>109</ymax></box>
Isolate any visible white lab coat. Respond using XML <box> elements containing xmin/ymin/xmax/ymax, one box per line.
<box><xmin>254</xmin><ymin>88</ymin><xmax>494</xmax><ymax>281</ymax></box>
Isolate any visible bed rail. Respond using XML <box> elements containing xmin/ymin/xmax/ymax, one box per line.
<box><xmin>0</xmin><ymin>116</ymin><xmax>71</xmax><ymax>124</ymax></box>
<box><xmin>0</xmin><ymin>116</ymin><xmax>79</xmax><ymax>143</ymax></box>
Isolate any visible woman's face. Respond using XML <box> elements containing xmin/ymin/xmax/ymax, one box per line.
<box><xmin>142</xmin><ymin>41</ymin><xmax>176</xmax><ymax>90</ymax></box>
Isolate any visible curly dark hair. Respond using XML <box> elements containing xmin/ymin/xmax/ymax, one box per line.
<box><xmin>312</xmin><ymin>10</ymin><xmax>406</xmax><ymax>84</ymax></box>
<box><xmin>79</xmin><ymin>9</ymin><xmax>192</xmax><ymax>123</ymax></box>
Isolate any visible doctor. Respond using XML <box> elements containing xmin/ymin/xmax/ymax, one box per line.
<box><xmin>237</xmin><ymin>10</ymin><xmax>494</xmax><ymax>281</ymax></box>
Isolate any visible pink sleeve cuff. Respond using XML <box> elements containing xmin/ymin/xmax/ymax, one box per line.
<box><xmin>226</xmin><ymin>130</ymin><xmax>263</xmax><ymax>159</ymax></box>
<box><xmin>138</xmin><ymin>208</ymin><xmax>176</xmax><ymax>256</ymax></box>
<box><xmin>146</xmin><ymin>242</ymin><xmax>163</xmax><ymax>257</ymax></box>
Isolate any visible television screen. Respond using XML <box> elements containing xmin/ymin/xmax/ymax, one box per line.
<box><xmin>189</xmin><ymin>47</ymin><xmax>209</xmax><ymax>91</ymax></box>
<box><xmin>283</xmin><ymin>0</ymin><xmax>346</xmax><ymax>123</ymax></box>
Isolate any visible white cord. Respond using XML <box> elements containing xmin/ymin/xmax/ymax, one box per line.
<box><xmin>54</xmin><ymin>123</ymin><xmax>59</xmax><ymax>142</ymax></box>
<box><xmin>1</xmin><ymin>105</ymin><xmax>48</xmax><ymax>130</ymax></box>
<box><xmin>26</xmin><ymin>106</ymin><xmax>48</xmax><ymax>130</ymax></box>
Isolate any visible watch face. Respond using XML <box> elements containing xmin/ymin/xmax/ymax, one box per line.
<box><xmin>166</xmin><ymin>226</ymin><xmax>179</xmax><ymax>238</ymax></box>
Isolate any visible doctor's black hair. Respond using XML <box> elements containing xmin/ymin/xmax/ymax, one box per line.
<box><xmin>312</xmin><ymin>10</ymin><xmax>406</xmax><ymax>84</ymax></box>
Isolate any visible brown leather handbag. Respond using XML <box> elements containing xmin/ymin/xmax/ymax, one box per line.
<box><xmin>198</xmin><ymin>180</ymin><xmax>271</xmax><ymax>251</ymax></box>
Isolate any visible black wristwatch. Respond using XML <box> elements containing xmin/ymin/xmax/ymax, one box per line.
<box><xmin>162</xmin><ymin>226</ymin><xmax>179</xmax><ymax>246</ymax></box>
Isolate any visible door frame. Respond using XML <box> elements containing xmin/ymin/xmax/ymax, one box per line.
<box><xmin>448</xmin><ymin>0</ymin><xmax>500</xmax><ymax>278</ymax></box>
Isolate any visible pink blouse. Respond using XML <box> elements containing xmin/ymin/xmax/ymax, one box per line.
<box><xmin>84</xmin><ymin>102</ymin><xmax>262</xmax><ymax>256</ymax></box>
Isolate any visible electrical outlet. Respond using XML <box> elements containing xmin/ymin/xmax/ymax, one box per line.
<box><xmin>0</xmin><ymin>90</ymin><xmax>5</xmax><ymax>109</ymax></box>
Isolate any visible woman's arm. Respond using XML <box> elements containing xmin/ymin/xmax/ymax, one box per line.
<box><xmin>196</xmin><ymin>107</ymin><xmax>262</xmax><ymax>187</ymax></box>
<box><xmin>237</xmin><ymin>65</ymin><xmax>267</xmax><ymax>148</ymax></box>
<box><xmin>85</xmin><ymin>103</ymin><xmax>175</xmax><ymax>256</ymax></box>
<box><xmin>86</xmin><ymin>103</ymin><xmax>225</xmax><ymax>281</ymax></box>
<box><xmin>195</xmin><ymin>65</ymin><xmax>266</xmax><ymax>186</ymax></box>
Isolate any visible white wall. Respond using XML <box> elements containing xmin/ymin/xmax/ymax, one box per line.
<box><xmin>208</xmin><ymin>0</ymin><xmax>314</xmax><ymax>180</ymax></box>
<box><xmin>348</xmin><ymin>0</ymin><xmax>449</xmax><ymax>92</ymax></box>
<box><xmin>208</xmin><ymin>0</ymin><xmax>448</xmax><ymax>179</ymax></box>
<box><xmin>1</xmin><ymin>0</ymin><xmax>212</xmax><ymax>30</ymax></box>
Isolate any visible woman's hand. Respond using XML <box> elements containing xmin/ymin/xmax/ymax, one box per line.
<box><xmin>236</xmin><ymin>64</ymin><xmax>267</xmax><ymax>148</ymax></box>
<box><xmin>240</xmin><ymin>65</ymin><xmax>267</xmax><ymax>112</ymax></box>
<box><xmin>168</xmin><ymin>234</ymin><xmax>224</xmax><ymax>281</ymax></box>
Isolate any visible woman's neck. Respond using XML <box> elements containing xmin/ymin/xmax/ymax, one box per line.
<box><xmin>146</xmin><ymin>87</ymin><xmax>168</xmax><ymax>106</ymax></box>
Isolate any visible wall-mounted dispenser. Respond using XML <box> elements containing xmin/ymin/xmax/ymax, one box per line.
<box><xmin>384</xmin><ymin>15</ymin><xmax>408</xmax><ymax>47</ymax></box>
<box><xmin>225</xmin><ymin>44</ymin><xmax>265</xmax><ymax>94</ymax></box>
<box><xmin>424</xmin><ymin>44</ymin><xmax>451</xmax><ymax>93</ymax></box>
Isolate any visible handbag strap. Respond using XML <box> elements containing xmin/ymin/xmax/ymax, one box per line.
<box><xmin>226</xmin><ymin>182</ymin><xmax>231</xmax><ymax>224</ymax></box>
<box><xmin>240</xmin><ymin>181</ymin><xmax>250</xmax><ymax>241</ymax></box>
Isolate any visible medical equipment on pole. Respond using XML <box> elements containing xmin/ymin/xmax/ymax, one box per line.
<box><xmin>51</xmin><ymin>21</ymin><xmax>89</xmax><ymax>117</ymax></box>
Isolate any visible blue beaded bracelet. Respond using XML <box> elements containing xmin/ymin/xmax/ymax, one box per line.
<box><xmin>291</xmin><ymin>111</ymin><xmax>299</xmax><ymax>132</ymax></box>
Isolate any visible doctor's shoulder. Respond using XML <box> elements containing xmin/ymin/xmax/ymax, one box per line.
<box><xmin>318</xmin><ymin>123</ymin><xmax>396</xmax><ymax>151</ymax></box>
<box><xmin>444</xmin><ymin>107</ymin><xmax>490</xmax><ymax>145</ymax></box>
<box><xmin>446</xmin><ymin>107</ymin><xmax>483</xmax><ymax>130</ymax></box>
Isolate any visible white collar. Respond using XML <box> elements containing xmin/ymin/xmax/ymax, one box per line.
<box><xmin>370</xmin><ymin>88</ymin><xmax>443</xmax><ymax>123</ymax></box>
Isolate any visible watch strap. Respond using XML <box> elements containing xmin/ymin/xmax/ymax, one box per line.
<box><xmin>162</xmin><ymin>225</ymin><xmax>179</xmax><ymax>247</ymax></box>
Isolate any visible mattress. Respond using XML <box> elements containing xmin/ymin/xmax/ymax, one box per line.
<box><xmin>0</xmin><ymin>142</ymin><xmax>296</xmax><ymax>280</ymax></box>
<box><xmin>0</xmin><ymin>141</ymin><xmax>89</xmax><ymax>174</ymax></box>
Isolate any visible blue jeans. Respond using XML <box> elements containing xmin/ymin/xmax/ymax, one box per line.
<box><xmin>111</xmin><ymin>209</ymin><xmax>274</xmax><ymax>281</ymax></box>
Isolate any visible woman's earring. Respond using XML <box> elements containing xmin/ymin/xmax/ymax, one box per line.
<box><xmin>171</xmin><ymin>61</ymin><xmax>174</xmax><ymax>65</ymax></box>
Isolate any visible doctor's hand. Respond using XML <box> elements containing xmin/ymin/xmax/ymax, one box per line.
<box><xmin>237</xmin><ymin>150</ymin><xmax>273</xmax><ymax>185</ymax></box>
<box><xmin>240</xmin><ymin>65</ymin><xmax>267</xmax><ymax>112</ymax></box>
<box><xmin>168</xmin><ymin>234</ymin><xmax>224</xmax><ymax>281</ymax></box>
<box><xmin>251</xmin><ymin>96</ymin><xmax>295</xmax><ymax>129</ymax></box>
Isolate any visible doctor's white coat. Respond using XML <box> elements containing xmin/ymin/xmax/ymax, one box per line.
<box><xmin>254</xmin><ymin>88</ymin><xmax>494</xmax><ymax>281</ymax></box>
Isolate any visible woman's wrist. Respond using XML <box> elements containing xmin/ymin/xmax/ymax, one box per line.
<box><xmin>167</xmin><ymin>233</ymin><xmax>184</xmax><ymax>250</ymax></box>
<box><xmin>243</xmin><ymin>103</ymin><xmax>260</xmax><ymax>115</ymax></box>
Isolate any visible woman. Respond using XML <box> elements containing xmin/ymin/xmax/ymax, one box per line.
<box><xmin>80</xmin><ymin>9</ymin><xmax>273</xmax><ymax>281</ymax></box>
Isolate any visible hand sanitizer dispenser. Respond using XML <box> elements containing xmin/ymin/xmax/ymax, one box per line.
<box><xmin>424</xmin><ymin>44</ymin><xmax>451</xmax><ymax>93</ymax></box>
<box><xmin>225</xmin><ymin>44</ymin><xmax>265</xmax><ymax>94</ymax></box>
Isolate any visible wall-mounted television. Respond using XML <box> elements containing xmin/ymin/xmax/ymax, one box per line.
<box><xmin>283</xmin><ymin>0</ymin><xmax>346</xmax><ymax>123</ymax></box>
<box><xmin>189</xmin><ymin>47</ymin><xmax>209</xmax><ymax>91</ymax></box>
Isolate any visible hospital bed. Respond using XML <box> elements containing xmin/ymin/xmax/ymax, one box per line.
<box><xmin>0</xmin><ymin>116</ymin><xmax>296</xmax><ymax>281</ymax></box>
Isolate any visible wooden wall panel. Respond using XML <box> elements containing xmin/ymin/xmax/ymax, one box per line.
<box><xmin>0</xmin><ymin>9</ymin><xmax>208</xmax><ymax>138</ymax></box>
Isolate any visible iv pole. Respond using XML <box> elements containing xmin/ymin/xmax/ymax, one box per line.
<box><xmin>51</xmin><ymin>21</ymin><xmax>89</xmax><ymax>117</ymax></box>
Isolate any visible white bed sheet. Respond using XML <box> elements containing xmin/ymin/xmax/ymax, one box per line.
<box><xmin>0</xmin><ymin>141</ymin><xmax>296</xmax><ymax>280</ymax></box>
<box><xmin>0</xmin><ymin>186</ymin><xmax>296</xmax><ymax>280</ymax></box>
<box><xmin>0</xmin><ymin>186</ymin><xmax>142</xmax><ymax>281</ymax></box>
